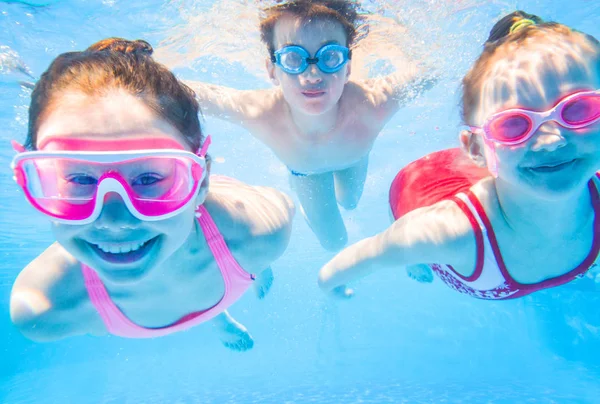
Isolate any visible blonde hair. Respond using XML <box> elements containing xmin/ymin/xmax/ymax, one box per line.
<box><xmin>461</xmin><ymin>11</ymin><xmax>600</xmax><ymax>125</ymax></box>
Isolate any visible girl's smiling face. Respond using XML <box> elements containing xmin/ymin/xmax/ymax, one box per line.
<box><xmin>37</xmin><ymin>90</ymin><xmax>205</xmax><ymax>284</ymax></box>
<box><xmin>468</xmin><ymin>38</ymin><xmax>600</xmax><ymax>199</ymax></box>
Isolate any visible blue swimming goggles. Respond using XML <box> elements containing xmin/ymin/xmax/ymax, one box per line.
<box><xmin>272</xmin><ymin>44</ymin><xmax>351</xmax><ymax>75</ymax></box>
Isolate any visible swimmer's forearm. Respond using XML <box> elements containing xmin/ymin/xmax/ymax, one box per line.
<box><xmin>184</xmin><ymin>80</ymin><xmax>241</xmax><ymax>119</ymax></box>
<box><xmin>185</xmin><ymin>80</ymin><xmax>273</xmax><ymax>128</ymax></box>
<box><xmin>318</xmin><ymin>233</ymin><xmax>398</xmax><ymax>292</ymax></box>
<box><xmin>390</xmin><ymin>63</ymin><xmax>439</xmax><ymax>103</ymax></box>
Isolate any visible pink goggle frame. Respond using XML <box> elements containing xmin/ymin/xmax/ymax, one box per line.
<box><xmin>469</xmin><ymin>89</ymin><xmax>600</xmax><ymax>176</ymax></box>
<box><xmin>10</xmin><ymin>136</ymin><xmax>211</xmax><ymax>225</ymax></box>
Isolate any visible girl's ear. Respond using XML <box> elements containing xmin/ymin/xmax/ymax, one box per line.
<box><xmin>459</xmin><ymin>130</ymin><xmax>487</xmax><ymax>167</ymax></box>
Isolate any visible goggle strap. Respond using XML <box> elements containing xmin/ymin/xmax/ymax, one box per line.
<box><xmin>198</xmin><ymin>135</ymin><xmax>212</xmax><ymax>158</ymax></box>
<box><xmin>483</xmin><ymin>138</ymin><xmax>499</xmax><ymax>178</ymax></box>
<box><xmin>11</xmin><ymin>140</ymin><xmax>26</xmax><ymax>153</ymax></box>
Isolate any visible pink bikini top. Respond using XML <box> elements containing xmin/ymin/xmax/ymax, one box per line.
<box><xmin>431</xmin><ymin>176</ymin><xmax>600</xmax><ymax>300</ymax></box>
<box><xmin>81</xmin><ymin>205</ymin><xmax>255</xmax><ymax>338</ymax></box>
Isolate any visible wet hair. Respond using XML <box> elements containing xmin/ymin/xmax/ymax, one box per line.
<box><xmin>461</xmin><ymin>11</ymin><xmax>600</xmax><ymax>125</ymax></box>
<box><xmin>26</xmin><ymin>37</ymin><xmax>203</xmax><ymax>151</ymax></box>
<box><xmin>259</xmin><ymin>0</ymin><xmax>364</xmax><ymax>56</ymax></box>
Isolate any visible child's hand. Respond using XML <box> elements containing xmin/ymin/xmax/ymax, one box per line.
<box><xmin>330</xmin><ymin>285</ymin><xmax>354</xmax><ymax>299</ymax></box>
<box><xmin>318</xmin><ymin>265</ymin><xmax>352</xmax><ymax>299</ymax></box>
<box><xmin>406</xmin><ymin>264</ymin><xmax>434</xmax><ymax>283</ymax></box>
<box><xmin>1</xmin><ymin>45</ymin><xmax>35</xmax><ymax>81</ymax></box>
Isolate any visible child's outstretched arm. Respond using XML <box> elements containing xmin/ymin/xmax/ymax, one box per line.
<box><xmin>385</xmin><ymin>63</ymin><xmax>439</xmax><ymax>105</ymax></box>
<box><xmin>358</xmin><ymin>63</ymin><xmax>439</xmax><ymax>123</ymax></box>
<box><xmin>184</xmin><ymin>80</ymin><xmax>276</xmax><ymax>128</ymax></box>
<box><xmin>317</xmin><ymin>201</ymin><xmax>472</xmax><ymax>296</ymax></box>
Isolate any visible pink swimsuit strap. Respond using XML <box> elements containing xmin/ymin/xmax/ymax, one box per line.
<box><xmin>81</xmin><ymin>205</ymin><xmax>255</xmax><ymax>338</ymax></box>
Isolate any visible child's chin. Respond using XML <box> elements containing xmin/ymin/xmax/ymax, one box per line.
<box><xmin>94</xmin><ymin>264</ymin><xmax>153</xmax><ymax>284</ymax></box>
<box><xmin>299</xmin><ymin>101</ymin><xmax>334</xmax><ymax>116</ymax></box>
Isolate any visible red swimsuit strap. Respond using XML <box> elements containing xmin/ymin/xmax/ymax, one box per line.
<box><xmin>463</xmin><ymin>179</ymin><xmax>600</xmax><ymax>295</ymax></box>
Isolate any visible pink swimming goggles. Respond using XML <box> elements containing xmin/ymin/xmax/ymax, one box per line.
<box><xmin>10</xmin><ymin>136</ymin><xmax>211</xmax><ymax>225</ymax></box>
<box><xmin>470</xmin><ymin>89</ymin><xmax>600</xmax><ymax>146</ymax></box>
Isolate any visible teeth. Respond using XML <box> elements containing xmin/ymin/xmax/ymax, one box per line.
<box><xmin>95</xmin><ymin>241</ymin><xmax>147</xmax><ymax>254</ymax></box>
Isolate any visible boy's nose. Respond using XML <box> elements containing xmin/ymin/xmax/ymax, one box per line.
<box><xmin>301</xmin><ymin>64</ymin><xmax>323</xmax><ymax>83</ymax></box>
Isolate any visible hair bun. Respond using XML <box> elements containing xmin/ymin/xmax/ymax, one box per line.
<box><xmin>486</xmin><ymin>11</ymin><xmax>543</xmax><ymax>44</ymax></box>
<box><xmin>86</xmin><ymin>38</ymin><xmax>153</xmax><ymax>56</ymax></box>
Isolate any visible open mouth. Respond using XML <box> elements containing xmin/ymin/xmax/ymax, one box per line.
<box><xmin>528</xmin><ymin>159</ymin><xmax>577</xmax><ymax>173</ymax></box>
<box><xmin>88</xmin><ymin>236</ymin><xmax>159</xmax><ymax>264</ymax></box>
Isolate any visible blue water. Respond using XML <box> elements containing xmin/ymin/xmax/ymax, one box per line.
<box><xmin>2</xmin><ymin>0</ymin><xmax>600</xmax><ymax>402</ymax></box>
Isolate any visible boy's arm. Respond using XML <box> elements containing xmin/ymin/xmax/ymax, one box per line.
<box><xmin>317</xmin><ymin>200</ymin><xmax>472</xmax><ymax>295</ymax></box>
<box><xmin>184</xmin><ymin>80</ymin><xmax>275</xmax><ymax>127</ymax></box>
<box><xmin>359</xmin><ymin>63</ymin><xmax>439</xmax><ymax>121</ymax></box>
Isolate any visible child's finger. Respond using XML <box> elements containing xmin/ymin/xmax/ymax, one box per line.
<box><xmin>330</xmin><ymin>285</ymin><xmax>354</xmax><ymax>299</ymax></box>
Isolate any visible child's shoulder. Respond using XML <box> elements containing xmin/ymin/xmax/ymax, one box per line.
<box><xmin>342</xmin><ymin>79</ymin><xmax>393</xmax><ymax>117</ymax></box>
<box><xmin>206</xmin><ymin>176</ymin><xmax>294</xmax><ymax>235</ymax></box>
<box><xmin>203</xmin><ymin>176</ymin><xmax>294</xmax><ymax>267</ymax></box>
<box><xmin>10</xmin><ymin>243</ymin><xmax>93</xmax><ymax>341</ymax></box>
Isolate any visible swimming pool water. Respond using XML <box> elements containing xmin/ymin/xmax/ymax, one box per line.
<box><xmin>1</xmin><ymin>0</ymin><xmax>600</xmax><ymax>402</ymax></box>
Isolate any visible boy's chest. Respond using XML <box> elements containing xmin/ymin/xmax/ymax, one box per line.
<box><xmin>266</xmin><ymin>119</ymin><xmax>379</xmax><ymax>173</ymax></box>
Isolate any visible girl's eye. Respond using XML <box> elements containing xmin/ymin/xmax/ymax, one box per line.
<box><xmin>132</xmin><ymin>173</ymin><xmax>162</xmax><ymax>186</ymax></box>
<box><xmin>67</xmin><ymin>174</ymin><xmax>97</xmax><ymax>185</ymax></box>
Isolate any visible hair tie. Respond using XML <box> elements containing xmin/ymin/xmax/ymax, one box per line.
<box><xmin>509</xmin><ymin>18</ymin><xmax>536</xmax><ymax>34</ymax></box>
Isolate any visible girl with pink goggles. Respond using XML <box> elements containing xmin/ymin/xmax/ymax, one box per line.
<box><xmin>11</xmin><ymin>135</ymin><xmax>211</xmax><ymax>225</ymax></box>
<box><xmin>469</xmin><ymin>89</ymin><xmax>600</xmax><ymax>176</ymax></box>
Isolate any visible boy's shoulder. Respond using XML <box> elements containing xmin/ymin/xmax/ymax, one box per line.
<box><xmin>237</xmin><ymin>88</ymin><xmax>284</xmax><ymax>120</ymax></box>
<box><xmin>343</xmin><ymin>79</ymin><xmax>393</xmax><ymax>113</ymax></box>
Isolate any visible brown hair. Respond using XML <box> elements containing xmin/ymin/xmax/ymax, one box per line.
<box><xmin>259</xmin><ymin>0</ymin><xmax>364</xmax><ymax>56</ymax></box>
<box><xmin>26</xmin><ymin>37</ymin><xmax>203</xmax><ymax>151</ymax></box>
<box><xmin>461</xmin><ymin>11</ymin><xmax>600</xmax><ymax>125</ymax></box>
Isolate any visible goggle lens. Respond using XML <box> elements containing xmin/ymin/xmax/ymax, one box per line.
<box><xmin>275</xmin><ymin>44</ymin><xmax>349</xmax><ymax>74</ymax></box>
<box><xmin>562</xmin><ymin>94</ymin><xmax>600</xmax><ymax>125</ymax></box>
<box><xmin>489</xmin><ymin>113</ymin><xmax>532</xmax><ymax>142</ymax></box>
<box><xmin>16</xmin><ymin>155</ymin><xmax>201</xmax><ymax>222</ymax></box>
<box><xmin>279</xmin><ymin>51</ymin><xmax>304</xmax><ymax>72</ymax></box>
<box><xmin>319</xmin><ymin>48</ymin><xmax>344</xmax><ymax>71</ymax></box>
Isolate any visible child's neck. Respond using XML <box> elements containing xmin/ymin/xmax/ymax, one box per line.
<box><xmin>494</xmin><ymin>179</ymin><xmax>595</xmax><ymax>239</ymax></box>
<box><xmin>289</xmin><ymin>103</ymin><xmax>340</xmax><ymax>137</ymax></box>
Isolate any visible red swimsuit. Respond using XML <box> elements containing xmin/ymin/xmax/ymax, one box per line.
<box><xmin>389</xmin><ymin>148</ymin><xmax>600</xmax><ymax>300</ymax></box>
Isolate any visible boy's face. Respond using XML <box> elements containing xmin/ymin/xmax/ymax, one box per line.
<box><xmin>267</xmin><ymin>15</ymin><xmax>351</xmax><ymax>116</ymax></box>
